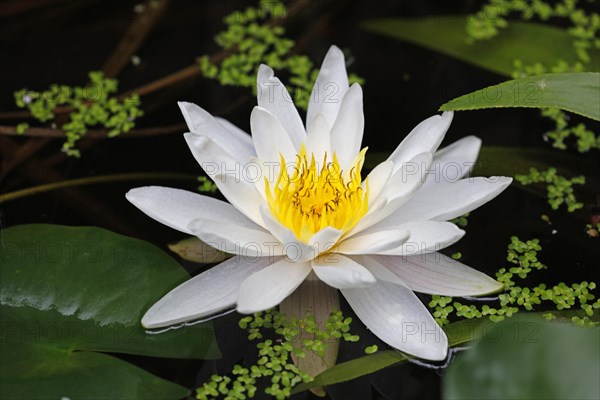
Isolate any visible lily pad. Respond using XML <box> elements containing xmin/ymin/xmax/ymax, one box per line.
<box><xmin>0</xmin><ymin>224</ymin><xmax>221</xmax><ymax>399</ymax></box>
<box><xmin>0</xmin><ymin>340</ymin><xmax>189</xmax><ymax>400</ymax></box>
<box><xmin>443</xmin><ymin>316</ymin><xmax>600</xmax><ymax>400</ymax></box>
<box><xmin>361</xmin><ymin>18</ymin><xmax>598</xmax><ymax>77</ymax></box>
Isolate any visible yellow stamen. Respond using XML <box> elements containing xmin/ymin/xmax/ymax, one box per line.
<box><xmin>266</xmin><ymin>145</ymin><xmax>369</xmax><ymax>243</ymax></box>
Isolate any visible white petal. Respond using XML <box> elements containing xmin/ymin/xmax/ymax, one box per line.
<box><xmin>364</xmin><ymin>160</ymin><xmax>393</xmax><ymax>204</ymax></box>
<box><xmin>188</xmin><ymin>218</ymin><xmax>277</xmax><ymax>257</ymax></box>
<box><xmin>343</xmin><ymin>196</ymin><xmax>389</xmax><ymax>239</ymax></box>
<box><xmin>342</xmin><ymin>147</ymin><xmax>368</xmax><ymax>182</ymax></box>
<box><xmin>215</xmin><ymin>117</ymin><xmax>254</xmax><ymax>148</ymax></box>
<box><xmin>341</xmin><ymin>280</ymin><xmax>448</xmax><ymax>360</ymax></box>
<box><xmin>183</xmin><ymin>133</ymin><xmax>266</xmax><ymax>226</ymax></box>
<box><xmin>249</xmin><ymin>156</ymin><xmax>269</xmax><ymax>199</ymax></box>
<box><xmin>380</xmin><ymin>221</ymin><xmax>465</xmax><ymax>255</ymax></box>
<box><xmin>388</xmin><ymin>111</ymin><xmax>453</xmax><ymax>172</ymax></box>
<box><xmin>305</xmin><ymin>113</ymin><xmax>331</xmax><ymax>162</ymax></box>
<box><xmin>380</xmin><ymin>152</ymin><xmax>432</xmax><ymax>202</ymax></box>
<box><xmin>213</xmin><ymin>173</ymin><xmax>266</xmax><ymax>227</ymax></box>
<box><xmin>236</xmin><ymin>258</ymin><xmax>311</xmax><ymax>313</ymax></box>
<box><xmin>259</xmin><ymin>206</ymin><xmax>342</xmax><ymax>262</ymax></box>
<box><xmin>424</xmin><ymin>136</ymin><xmax>481</xmax><ymax>188</ymax></box>
<box><xmin>306</xmin><ymin>45</ymin><xmax>349</xmax><ymax>130</ymax></box>
<box><xmin>330</xmin><ymin>83</ymin><xmax>364</xmax><ymax>169</ymax></box>
<box><xmin>365</xmin><ymin>253</ymin><xmax>503</xmax><ymax>296</ymax></box>
<box><xmin>256</xmin><ymin>64</ymin><xmax>306</xmax><ymax>149</ymax></box>
<box><xmin>312</xmin><ymin>254</ymin><xmax>376</xmax><ymax>289</ymax></box>
<box><xmin>352</xmin><ymin>254</ymin><xmax>407</xmax><ymax>286</ymax></box>
<box><xmin>178</xmin><ymin>102</ymin><xmax>254</xmax><ymax>159</ymax></box>
<box><xmin>308</xmin><ymin>227</ymin><xmax>344</xmax><ymax>255</ymax></box>
<box><xmin>184</xmin><ymin>132</ymin><xmax>236</xmax><ymax>178</ymax></box>
<box><xmin>434</xmin><ymin>135</ymin><xmax>481</xmax><ymax>165</ymax></box>
<box><xmin>335</xmin><ymin>228</ymin><xmax>409</xmax><ymax>255</ymax></box>
<box><xmin>250</xmin><ymin>106</ymin><xmax>298</xmax><ymax>164</ymax></box>
<box><xmin>126</xmin><ymin>186</ymin><xmax>245</xmax><ymax>235</ymax></box>
<box><xmin>356</xmin><ymin>221</ymin><xmax>464</xmax><ymax>256</ymax></box>
<box><xmin>257</xmin><ymin>63</ymin><xmax>274</xmax><ymax>85</ymax></box>
<box><xmin>142</xmin><ymin>255</ymin><xmax>274</xmax><ymax>328</ymax></box>
<box><xmin>347</xmin><ymin>152</ymin><xmax>432</xmax><ymax>237</ymax></box>
<box><xmin>249</xmin><ymin>156</ymin><xmax>294</xmax><ymax>201</ymax></box>
<box><xmin>387</xmin><ymin>177</ymin><xmax>513</xmax><ymax>224</ymax></box>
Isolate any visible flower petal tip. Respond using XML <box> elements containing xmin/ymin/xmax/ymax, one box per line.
<box><xmin>321</xmin><ymin>45</ymin><xmax>346</xmax><ymax>68</ymax></box>
<box><xmin>235</xmin><ymin>305</ymin><xmax>259</xmax><ymax>315</ymax></box>
<box><xmin>257</xmin><ymin>64</ymin><xmax>274</xmax><ymax>79</ymax></box>
<box><xmin>466</xmin><ymin>135</ymin><xmax>482</xmax><ymax>143</ymax></box>
<box><xmin>493</xmin><ymin>176</ymin><xmax>514</xmax><ymax>187</ymax></box>
<box><xmin>125</xmin><ymin>186</ymin><xmax>152</xmax><ymax>203</ymax></box>
<box><xmin>328</xmin><ymin>44</ymin><xmax>343</xmax><ymax>55</ymax></box>
<box><xmin>349</xmin><ymin>81</ymin><xmax>363</xmax><ymax>91</ymax></box>
<box><xmin>406</xmin><ymin>328</ymin><xmax>449</xmax><ymax>361</ymax></box>
<box><xmin>183</xmin><ymin>131</ymin><xmax>210</xmax><ymax>146</ymax></box>
<box><xmin>140</xmin><ymin>313</ymin><xmax>157</xmax><ymax>329</ymax></box>
<box><xmin>140</xmin><ymin>304</ymin><xmax>172</xmax><ymax>330</ymax></box>
<box><xmin>476</xmin><ymin>277</ymin><xmax>506</xmax><ymax>295</ymax></box>
<box><xmin>177</xmin><ymin>100</ymin><xmax>194</xmax><ymax>113</ymax></box>
<box><xmin>420</xmin><ymin>343</ymin><xmax>449</xmax><ymax>362</ymax></box>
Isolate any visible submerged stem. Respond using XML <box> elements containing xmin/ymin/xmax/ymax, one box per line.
<box><xmin>279</xmin><ymin>271</ymin><xmax>340</xmax><ymax>397</ymax></box>
<box><xmin>0</xmin><ymin>172</ymin><xmax>195</xmax><ymax>202</ymax></box>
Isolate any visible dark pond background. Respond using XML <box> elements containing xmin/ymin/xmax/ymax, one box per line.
<box><xmin>1</xmin><ymin>1</ymin><xmax>598</xmax><ymax>399</ymax></box>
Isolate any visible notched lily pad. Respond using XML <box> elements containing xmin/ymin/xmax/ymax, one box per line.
<box><xmin>0</xmin><ymin>224</ymin><xmax>221</xmax><ymax>399</ymax></box>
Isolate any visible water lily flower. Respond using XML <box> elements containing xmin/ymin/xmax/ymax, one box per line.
<box><xmin>127</xmin><ymin>45</ymin><xmax>511</xmax><ymax>361</ymax></box>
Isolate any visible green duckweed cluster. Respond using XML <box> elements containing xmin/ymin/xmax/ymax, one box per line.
<box><xmin>450</xmin><ymin>212</ymin><xmax>470</xmax><ymax>228</ymax></box>
<box><xmin>14</xmin><ymin>71</ymin><xmax>143</xmax><ymax>157</ymax></box>
<box><xmin>198</xmin><ymin>0</ymin><xmax>363</xmax><ymax>110</ymax></box>
<box><xmin>467</xmin><ymin>0</ymin><xmax>600</xmax><ymax>152</ymax></box>
<box><xmin>429</xmin><ymin>236</ymin><xmax>599</xmax><ymax>327</ymax></box>
<box><xmin>197</xmin><ymin>309</ymin><xmax>368</xmax><ymax>400</ymax></box>
<box><xmin>16</xmin><ymin>122</ymin><xmax>29</xmax><ymax>134</ymax></box>
<box><xmin>198</xmin><ymin>176</ymin><xmax>219</xmax><ymax>193</ymax></box>
<box><xmin>515</xmin><ymin>167</ymin><xmax>585</xmax><ymax>212</ymax></box>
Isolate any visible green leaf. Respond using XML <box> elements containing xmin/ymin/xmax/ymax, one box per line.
<box><xmin>292</xmin><ymin>311</ymin><xmax>596</xmax><ymax>394</ymax></box>
<box><xmin>361</xmin><ymin>18</ymin><xmax>598</xmax><ymax>77</ymax></box>
<box><xmin>1</xmin><ymin>224</ymin><xmax>221</xmax><ymax>399</ymax></box>
<box><xmin>443</xmin><ymin>316</ymin><xmax>600</xmax><ymax>400</ymax></box>
<box><xmin>292</xmin><ymin>351</ymin><xmax>407</xmax><ymax>394</ymax></box>
<box><xmin>0</xmin><ymin>340</ymin><xmax>189</xmax><ymax>400</ymax></box>
<box><xmin>439</xmin><ymin>72</ymin><xmax>600</xmax><ymax>121</ymax></box>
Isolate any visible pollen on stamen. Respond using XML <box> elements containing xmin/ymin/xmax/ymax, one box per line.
<box><xmin>265</xmin><ymin>145</ymin><xmax>369</xmax><ymax>243</ymax></box>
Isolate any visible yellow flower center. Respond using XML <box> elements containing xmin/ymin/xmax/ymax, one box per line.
<box><xmin>265</xmin><ymin>146</ymin><xmax>369</xmax><ymax>243</ymax></box>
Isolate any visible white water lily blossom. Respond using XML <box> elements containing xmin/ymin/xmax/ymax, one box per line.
<box><xmin>126</xmin><ymin>45</ymin><xmax>512</xmax><ymax>361</ymax></box>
